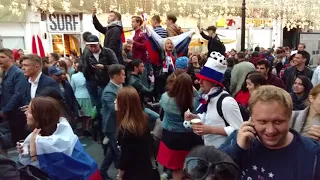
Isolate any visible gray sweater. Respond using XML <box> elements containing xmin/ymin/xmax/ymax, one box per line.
<box><xmin>291</xmin><ymin>106</ymin><xmax>320</xmax><ymax>135</ymax></box>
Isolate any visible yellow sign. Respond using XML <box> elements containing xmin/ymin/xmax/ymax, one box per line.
<box><xmin>247</xmin><ymin>19</ymin><xmax>272</xmax><ymax>27</ymax></box>
<box><xmin>216</xmin><ymin>18</ymin><xmax>227</xmax><ymax>27</ymax></box>
<box><xmin>145</xmin><ymin>18</ymin><xmax>166</xmax><ymax>25</ymax></box>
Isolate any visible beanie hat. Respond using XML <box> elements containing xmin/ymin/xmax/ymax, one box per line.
<box><xmin>196</xmin><ymin>51</ymin><xmax>227</xmax><ymax>87</ymax></box>
<box><xmin>175</xmin><ymin>56</ymin><xmax>189</xmax><ymax>69</ymax></box>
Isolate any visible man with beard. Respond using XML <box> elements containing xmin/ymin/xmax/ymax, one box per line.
<box><xmin>92</xmin><ymin>7</ymin><xmax>124</xmax><ymax>64</ymax></box>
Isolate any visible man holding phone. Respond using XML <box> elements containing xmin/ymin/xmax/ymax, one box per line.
<box><xmin>222</xmin><ymin>85</ymin><xmax>320</xmax><ymax>179</ymax></box>
<box><xmin>82</xmin><ymin>35</ymin><xmax>118</xmax><ymax>141</ymax></box>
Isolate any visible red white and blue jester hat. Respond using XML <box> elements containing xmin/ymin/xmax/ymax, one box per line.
<box><xmin>196</xmin><ymin>51</ymin><xmax>227</xmax><ymax>87</ymax></box>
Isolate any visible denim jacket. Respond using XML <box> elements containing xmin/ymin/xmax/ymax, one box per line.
<box><xmin>1</xmin><ymin>65</ymin><xmax>28</xmax><ymax>114</ymax></box>
<box><xmin>160</xmin><ymin>90</ymin><xmax>199</xmax><ymax>132</ymax></box>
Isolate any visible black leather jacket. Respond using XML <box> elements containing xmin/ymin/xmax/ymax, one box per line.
<box><xmin>283</xmin><ymin>66</ymin><xmax>313</xmax><ymax>92</ymax></box>
<box><xmin>82</xmin><ymin>47</ymin><xmax>118</xmax><ymax>86</ymax></box>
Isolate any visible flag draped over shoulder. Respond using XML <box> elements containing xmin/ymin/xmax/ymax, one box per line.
<box><xmin>35</xmin><ymin>118</ymin><xmax>101</xmax><ymax>180</ymax></box>
<box><xmin>145</xmin><ymin>26</ymin><xmax>194</xmax><ymax>66</ymax></box>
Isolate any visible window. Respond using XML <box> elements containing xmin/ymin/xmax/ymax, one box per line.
<box><xmin>2</xmin><ymin>36</ymin><xmax>25</xmax><ymax>50</ymax></box>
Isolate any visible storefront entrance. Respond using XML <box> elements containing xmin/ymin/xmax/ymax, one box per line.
<box><xmin>51</xmin><ymin>33</ymin><xmax>81</xmax><ymax>57</ymax></box>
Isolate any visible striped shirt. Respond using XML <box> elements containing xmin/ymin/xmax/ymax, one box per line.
<box><xmin>154</xmin><ymin>26</ymin><xmax>168</xmax><ymax>38</ymax></box>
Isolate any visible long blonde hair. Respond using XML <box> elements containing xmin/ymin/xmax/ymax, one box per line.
<box><xmin>116</xmin><ymin>86</ymin><xmax>148</xmax><ymax>136</ymax></box>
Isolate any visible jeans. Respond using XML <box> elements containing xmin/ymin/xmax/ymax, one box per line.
<box><xmin>100</xmin><ymin>133</ymin><xmax>121</xmax><ymax>178</ymax></box>
<box><xmin>144</xmin><ymin>107</ymin><xmax>160</xmax><ymax>130</ymax></box>
<box><xmin>86</xmin><ymin>80</ymin><xmax>105</xmax><ymax>141</ymax></box>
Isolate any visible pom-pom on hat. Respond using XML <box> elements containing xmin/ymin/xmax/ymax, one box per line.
<box><xmin>196</xmin><ymin>51</ymin><xmax>227</xmax><ymax>87</ymax></box>
<box><xmin>175</xmin><ymin>56</ymin><xmax>189</xmax><ymax>69</ymax></box>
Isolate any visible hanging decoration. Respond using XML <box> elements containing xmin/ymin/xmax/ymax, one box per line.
<box><xmin>2</xmin><ymin>0</ymin><xmax>320</xmax><ymax>30</ymax></box>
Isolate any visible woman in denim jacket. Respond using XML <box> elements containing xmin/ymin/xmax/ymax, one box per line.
<box><xmin>157</xmin><ymin>73</ymin><xmax>203</xmax><ymax>180</ymax></box>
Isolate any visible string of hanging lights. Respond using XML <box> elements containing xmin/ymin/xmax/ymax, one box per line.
<box><xmin>1</xmin><ymin>0</ymin><xmax>320</xmax><ymax>30</ymax></box>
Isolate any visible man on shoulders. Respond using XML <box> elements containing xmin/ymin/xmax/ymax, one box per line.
<box><xmin>166</xmin><ymin>14</ymin><xmax>182</xmax><ymax>37</ymax></box>
<box><xmin>151</xmin><ymin>15</ymin><xmax>168</xmax><ymax>38</ymax></box>
<box><xmin>100</xmin><ymin>64</ymin><xmax>126</xmax><ymax>180</ymax></box>
<box><xmin>92</xmin><ymin>8</ymin><xmax>124</xmax><ymax>64</ymax></box>
<box><xmin>198</xmin><ymin>23</ymin><xmax>225</xmax><ymax>56</ymax></box>
<box><xmin>256</xmin><ymin>59</ymin><xmax>285</xmax><ymax>89</ymax></box>
<box><xmin>222</xmin><ymin>85</ymin><xmax>320</xmax><ymax>179</ymax></box>
<box><xmin>129</xmin><ymin>16</ymin><xmax>147</xmax><ymax>64</ymax></box>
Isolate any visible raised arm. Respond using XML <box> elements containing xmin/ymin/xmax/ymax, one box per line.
<box><xmin>92</xmin><ymin>15</ymin><xmax>107</xmax><ymax>34</ymax></box>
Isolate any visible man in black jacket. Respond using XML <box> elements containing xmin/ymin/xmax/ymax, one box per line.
<box><xmin>198</xmin><ymin>23</ymin><xmax>226</xmax><ymax>56</ymax></box>
<box><xmin>92</xmin><ymin>7</ymin><xmax>124</xmax><ymax>64</ymax></box>
<box><xmin>283</xmin><ymin>50</ymin><xmax>313</xmax><ymax>92</ymax></box>
<box><xmin>82</xmin><ymin>35</ymin><xmax>118</xmax><ymax>141</ymax></box>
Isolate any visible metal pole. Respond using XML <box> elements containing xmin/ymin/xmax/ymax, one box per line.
<box><xmin>241</xmin><ymin>0</ymin><xmax>246</xmax><ymax>51</ymax></box>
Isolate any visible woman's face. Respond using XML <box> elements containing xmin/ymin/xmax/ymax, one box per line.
<box><xmin>293</xmin><ymin>78</ymin><xmax>305</xmax><ymax>95</ymax></box>
<box><xmin>114</xmin><ymin>99</ymin><xmax>118</xmax><ymax>111</ymax></box>
<box><xmin>25</xmin><ymin>103</ymin><xmax>35</xmax><ymax>127</ymax></box>
<box><xmin>18</xmin><ymin>49</ymin><xmax>24</xmax><ymax>56</ymax></box>
<box><xmin>191</xmin><ymin>56</ymin><xmax>199</xmax><ymax>63</ymax></box>
<box><xmin>74</xmin><ymin>63</ymin><xmax>79</xmax><ymax>71</ymax></box>
<box><xmin>165</xmin><ymin>40</ymin><xmax>173</xmax><ymax>51</ymax></box>
<box><xmin>246</xmin><ymin>79</ymin><xmax>256</xmax><ymax>93</ymax></box>
<box><xmin>286</xmin><ymin>51</ymin><xmax>291</xmax><ymax>58</ymax></box>
<box><xmin>310</xmin><ymin>94</ymin><xmax>320</xmax><ymax>114</ymax></box>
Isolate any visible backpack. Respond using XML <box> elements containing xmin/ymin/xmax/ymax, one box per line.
<box><xmin>216</xmin><ymin>93</ymin><xmax>250</xmax><ymax>126</ymax></box>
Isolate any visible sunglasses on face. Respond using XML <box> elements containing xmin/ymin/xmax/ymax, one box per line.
<box><xmin>184</xmin><ymin>157</ymin><xmax>239</xmax><ymax>180</ymax></box>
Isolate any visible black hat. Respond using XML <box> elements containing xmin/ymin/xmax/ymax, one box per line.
<box><xmin>85</xmin><ymin>35</ymin><xmax>99</xmax><ymax>45</ymax></box>
<box><xmin>206</xmin><ymin>25</ymin><xmax>217</xmax><ymax>32</ymax></box>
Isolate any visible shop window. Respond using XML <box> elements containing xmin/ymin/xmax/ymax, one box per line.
<box><xmin>2</xmin><ymin>36</ymin><xmax>25</xmax><ymax>50</ymax></box>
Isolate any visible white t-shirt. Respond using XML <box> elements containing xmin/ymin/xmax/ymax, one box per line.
<box><xmin>197</xmin><ymin>89</ymin><xmax>243</xmax><ymax>147</ymax></box>
<box><xmin>28</xmin><ymin>72</ymin><xmax>42</xmax><ymax>99</ymax></box>
<box><xmin>93</xmin><ymin>49</ymin><xmax>101</xmax><ymax>62</ymax></box>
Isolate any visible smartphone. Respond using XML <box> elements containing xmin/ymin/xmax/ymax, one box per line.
<box><xmin>252</xmin><ymin>125</ymin><xmax>260</xmax><ymax>142</ymax></box>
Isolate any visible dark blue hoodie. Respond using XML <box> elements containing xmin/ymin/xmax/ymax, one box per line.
<box><xmin>220</xmin><ymin>129</ymin><xmax>320</xmax><ymax>180</ymax></box>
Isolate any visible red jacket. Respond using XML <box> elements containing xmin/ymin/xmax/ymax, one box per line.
<box><xmin>267</xmin><ymin>73</ymin><xmax>285</xmax><ymax>89</ymax></box>
<box><xmin>235</xmin><ymin>90</ymin><xmax>250</xmax><ymax>107</ymax></box>
<box><xmin>132</xmin><ymin>29</ymin><xmax>147</xmax><ymax>63</ymax></box>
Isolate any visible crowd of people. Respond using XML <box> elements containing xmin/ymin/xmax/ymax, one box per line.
<box><xmin>0</xmin><ymin>8</ymin><xmax>320</xmax><ymax>180</ymax></box>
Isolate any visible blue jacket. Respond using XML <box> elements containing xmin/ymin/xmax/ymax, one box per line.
<box><xmin>25</xmin><ymin>73</ymin><xmax>61</xmax><ymax>103</ymax></box>
<box><xmin>221</xmin><ymin>129</ymin><xmax>320</xmax><ymax>180</ymax></box>
<box><xmin>1</xmin><ymin>65</ymin><xmax>29</xmax><ymax>114</ymax></box>
<box><xmin>160</xmin><ymin>91</ymin><xmax>199</xmax><ymax>132</ymax></box>
<box><xmin>101</xmin><ymin>82</ymin><xmax>121</xmax><ymax>134</ymax></box>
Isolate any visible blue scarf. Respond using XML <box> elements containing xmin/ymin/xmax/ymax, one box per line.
<box><xmin>196</xmin><ymin>88</ymin><xmax>223</xmax><ymax>114</ymax></box>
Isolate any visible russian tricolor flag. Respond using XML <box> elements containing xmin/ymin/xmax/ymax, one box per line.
<box><xmin>146</xmin><ymin>34</ymin><xmax>161</xmax><ymax>66</ymax></box>
<box><xmin>145</xmin><ymin>26</ymin><xmax>194</xmax><ymax>66</ymax></box>
<box><xmin>36</xmin><ymin>118</ymin><xmax>101</xmax><ymax>180</ymax></box>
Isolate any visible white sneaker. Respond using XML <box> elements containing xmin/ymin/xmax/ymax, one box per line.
<box><xmin>160</xmin><ymin>173</ymin><xmax>168</xmax><ymax>180</ymax></box>
<box><xmin>102</xmin><ymin>136</ymin><xmax>109</xmax><ymax>145</ymax></box>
